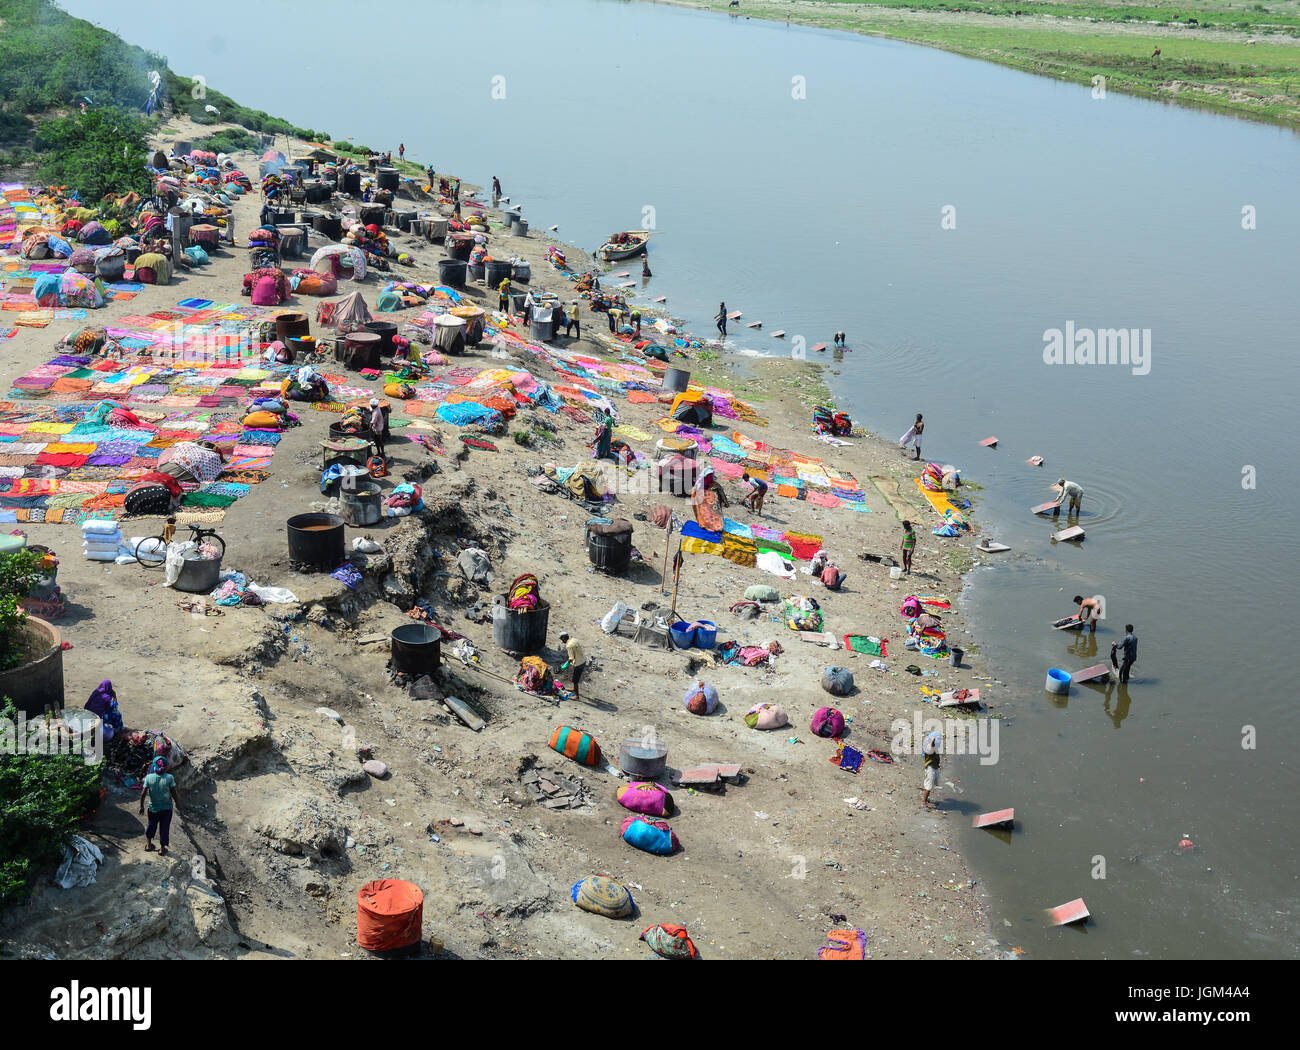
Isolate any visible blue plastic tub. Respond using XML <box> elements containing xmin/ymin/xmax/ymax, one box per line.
<box><xmin>1045</xmin><ymin>668</ymin><xmax>1071</xmax><ymax>695</ymax></box>
<box><xmin>669</xmin><ymin>621</ymin><xmax>696</xmax><ymax>649</ymax></box>
<box><xmin>692</xmin><ymin>620</ymin><xmax>718</xmax><ymax>650</ymax></box>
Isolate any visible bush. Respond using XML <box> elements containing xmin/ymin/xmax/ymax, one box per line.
<box><xmin>193</xmin><ymin>127</ymin><xmax>260</xmax><ymax>155</ymax></box>
<box><xmin>0</xmin><ymin>549</ymin><xmax>41</xmax><ymax>672</ymax></box>
<box><xmin>34</xmin><ymin>108</ymin><xmax>152</xmax><ymax>202</ymax></box>
<box><xmin>0</xmin><ymin>700</ymin><xmax>104</xmax><ymax>909</ymax></box>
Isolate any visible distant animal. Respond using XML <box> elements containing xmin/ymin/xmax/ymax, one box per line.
<box><xmin>729</xmin><ymin>0</ymin><xmax>739</xmax><ymax>6</ymax></box>
<box><xmin>1152</xmin><ymin>47</ymin><xmax>1161</xmax><ymax>59</ymax></box>
<box><xmin>1187</xmin><ymin>17</ymin><xmax>1199</xmax><ymax>24</ymax></box>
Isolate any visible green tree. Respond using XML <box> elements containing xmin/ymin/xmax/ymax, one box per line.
<box><xmin>34</xmin><ymin>108</ymin><xmax>151</xmax><ymax>202</ymax></box>
<box><xmin>0</xmin><ymin>700</ymin><xmax>105</xmax><ymax>909</ymax></box>
<box><xmin>0</xmin><ymin>549</ymin><xmax>41</xmax><ymax>672</ymax></box>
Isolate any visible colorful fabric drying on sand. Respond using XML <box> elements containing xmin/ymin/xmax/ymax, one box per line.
<box><xmin>651</xmin><ymin>422</ymin><xmax>868</xmax><ymax>514</ymax></box>
<box><xmin>0</xmin><ymin>299</ymin><xmax>305</xmax><ymax>525</ymax></box>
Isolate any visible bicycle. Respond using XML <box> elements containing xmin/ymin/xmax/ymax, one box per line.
<box><xmin>135</xmin><ymin>523</ymin><xmax>226</xmax><ymax>569</ymax></box>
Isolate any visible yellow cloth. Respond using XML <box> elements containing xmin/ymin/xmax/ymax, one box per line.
<box><xmin>913</xmin><ymin>478</ymin><xmax>966</xmax><ymax>524</ymax></box>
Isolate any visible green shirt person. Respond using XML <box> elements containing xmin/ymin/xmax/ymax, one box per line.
<box><xmin>901</xmin><ymin>520</ymin><xmax>917</xmax><ymax>574</ymax></box>
<box><xmin>138</xmin><ymin>756</ymin><xmax>180</xmax><ymax>856</ymax></box>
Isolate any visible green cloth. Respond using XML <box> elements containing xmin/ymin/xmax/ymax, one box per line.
<box><xmin>845</xmin><ymin>635</ymin><xmax>885</xmax><ymax>657</ymax></box>
<box><xmin>182</xmin><ymin>492</ymin><xmax>237</xmax><ymax>508</ymax></box>
<box><xmin>143</xmin><ymin>772</ymin><xmax>174</xmax><ymax>812</ymax></box>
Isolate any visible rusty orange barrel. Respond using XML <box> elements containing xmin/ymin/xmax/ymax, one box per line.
<box><xmin>356</xmin><ymin>879</ymin><xmax>423</xmax><ymax>951</ymax></box>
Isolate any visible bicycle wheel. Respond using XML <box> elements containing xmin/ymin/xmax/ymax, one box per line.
<box><xmin>135</xmin><ymin>534</ymin><xmax>169</xmax><ymax>569</ymax></box>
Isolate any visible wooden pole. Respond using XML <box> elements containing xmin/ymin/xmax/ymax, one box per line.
<box><xmin>660</xmin><ymin>518</ymin><xmax>674</xmax><ymax>594</ymax></box>
<box><xmin>669</xmin><ymin>543</ymin><xmax>683</xmax><ymax>621</ymax></box>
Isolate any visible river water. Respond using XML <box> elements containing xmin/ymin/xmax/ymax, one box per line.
<box><xmin>69</xmin><ymin>0</ymin><xmax>1300</xmax><ymax>958</ymax></box>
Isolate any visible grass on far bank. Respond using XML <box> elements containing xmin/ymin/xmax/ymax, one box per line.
<box><xmin>671</xmin><ymin>0</ymin><xmax>1300</xmax><ymax>126</ymax></box>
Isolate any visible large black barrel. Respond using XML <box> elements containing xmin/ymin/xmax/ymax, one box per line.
<box><xmin>395</xmin><ymin>210</ymin><xmax>416</xmax><ymax>232</ymax></box>
<box><xmin>287</xmin><ymin>513</ymin><xmax>345</xmax><ymax>571</ymax></box>
<box><xmin>492</xmin><ymin>598</ymin><xmax>550</xmax><ymax>655</ymax></box>
<box><xmin>342</xmin><ymin>170</ymin><xmax>361</xmax><ymax>195</ymax></box>
<box><xmin>276</xmin><ymin>311</ymin><xmax>310</xmax><ymax>344</ymax></box>
<box><xmin>377</xmin><ymin>167</ymin><xmax>400</xmax><ymax>192</ymax></box>
<box><xmin>306</xmin><ymin>181</ymin><xmax>330</xmax><ymax>204</ymax></box>
<box><xmin>359</xmin><ymin>202</ymin><xmax>386</xmax><ymax>228</ymax></box>
<box><xmin>272</xmin><ymin>208</ymin><xmax>296</xmax><ymax>225</ymax></box>
<box><xmin>314</xmin><ymin>213</ymin><xmax>343</xmax><ymax>240</ymax></box>
<box><xmin>365</xmin><ymin>320</ymin><xmax>398</xmax><ymax>356</ymax></box>
<box><xmin>445</xmin><ymin>235</ymin><xmax>474</xmax><ymax>261</ymax></box>
<box><xmin>390</xmin><ymin>623</ymin><xmax>442</xmax><ymax>677</ymax></box>
<box><xmin>484</xmin><ymin>259</ymin><xmax>512</xmax><ymax>287</ymax></box>
<box><xmin>586</xmin><ymin>519</ymin><xmax>634</xmax><ymax>574</ymax></box>
<box><xmin>437</xmin><ymin>258</ymin><xmax>467</xmax><ymax>288</ymax></box>
<box><xmin>663</xmin><ymin>367</ymin><xmax>690</xmax><ymax>393</ymax></box>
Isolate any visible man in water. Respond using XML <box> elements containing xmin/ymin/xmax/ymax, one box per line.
<box><xmin>1111</xmin><ymin>625</ymin><xmax>1138</xmax><ymax>684</ymax></box>
<box><xmin>492</xmin><ymin>176</ymin><xmax>502</xmax><ymax>197</ymax></box>
<box><xmin>715</xmin><ymin>302</ymin><xmax>727</xmax><ymax>337</ymax></box>
<box><xmin>1054</xmin><ymin>478</ymin><xmax>1084</xmax><ymax>515</ymax></box>
<box><xmin>1072</xmin><ymin>594</ymin><xmax>1102</xmax><ymax>632</ymax></box>
<box><xmin>642</xmin><ymin>255</ymin><xmax>652</xmax><ymax>277</ymax></box>
<box><xmin>558</xmin><ymin>633</ymin><xmax>587</xmax><ymax>700</ymax></box>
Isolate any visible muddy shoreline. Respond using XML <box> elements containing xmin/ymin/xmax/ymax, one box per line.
<box><xmin>0</xmin><ymin>120</ymin><xmax>1007</xmax><ymax>960</ymax></box>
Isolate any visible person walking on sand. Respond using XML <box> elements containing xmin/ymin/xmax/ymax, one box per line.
<box><xmin>715</xmin><ymin>302</ymin><xmax>728</xmax><ymax>337</ymax></box>
<box><xmin>566</xmin><ymin>300</ymin><xmax>581</xmax><ymax>339</ymax></box>
<box><xmin>1072</xmin><ymin>594</ymin><xmax>1102</xmax><ymax>632</ymax></box>
<box><xmin>921</xmin><ymin>729</ymin><xmax>942</xmax><ymax>807</ymax></box>
<box><xmin>368</xmin><ymin>398</ymin><xmax>387</xmax><ymax>458</ymax></box>
<box><xmin>558</xmin><ymin>633</ymin><xmax>587</xmax><ymax>700</ymax></box>
<box><xmin>1111</xmin><ymin>624</ymin><xmax>1138</xmax><ymax>684</ymax></box>
<box><xmin>498</xmin><ymin>275</ymin><xmax>511</xmax><ymax>314</ymax></box>
<box><xmin>1053</xmin><ymin>478</ymin><xmax>1084</xmax><ymax>516</ymax></box>
<box><xmin>427</xmin><ymin>164</ymin><xmax>436</xmax><ymax>190</ymax></box>
<box><xmin>901</xmin><ymin>520</ymin><xmax>917</xmax><ymax>574</ymax></box>
<box><xmin>398</xmin><ymin>143</ymin><xmax>405</xmax><ymax>160</ymax></box>
<box><xmin>741</xmin><ymin>471</ymin><xmax>767</xmax><ymax>516</ymax></box>
<box><xmin>899</xmin><ymin>413</ymin><xmax>924</xmax><ymax>460</ymax></box>
<box><xmin>139</xmin><ymin>756</ymin><xmax>180</xmax><ymax>856</ymax></box>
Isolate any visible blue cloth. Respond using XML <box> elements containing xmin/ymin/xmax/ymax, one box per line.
<box><xmin>622</xmin><ymin>819</ymin><xmax>676</xmax><ymax>856</ymax></box>
<box><xmin>681</xmin><ymin>520</ymin><xmax>722</xmax><ymax>544</ymax></box>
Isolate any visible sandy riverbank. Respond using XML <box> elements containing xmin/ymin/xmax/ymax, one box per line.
<box><xmin>0</xmin><ymin>119</ymin><xmax>1009</xmax><ymax>961</ymax></box>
